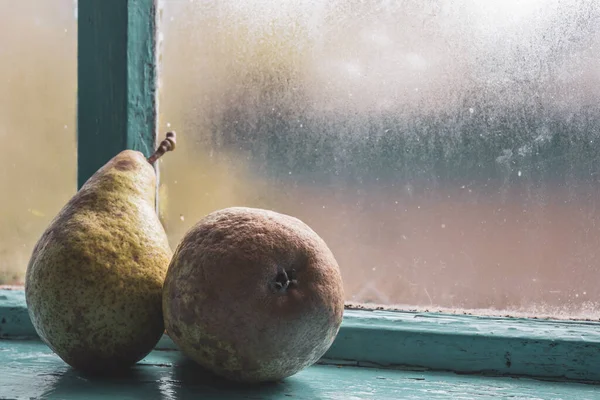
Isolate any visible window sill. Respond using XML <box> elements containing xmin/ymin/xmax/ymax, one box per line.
<box><xmin>3</xmin><ymin>339</ymin><xmax>599</xmax><ymax>400</ymax></box>
<box><xmin>2</xmin><ymin>288</ymin><xmax>600</xmax><ymax>387</ymax></box>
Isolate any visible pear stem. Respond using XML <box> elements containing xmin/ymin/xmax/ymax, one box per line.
<box><xmin>148</xmin><ymin>131</ymin><xmax>177</xmax><ymax>164</ymax></box>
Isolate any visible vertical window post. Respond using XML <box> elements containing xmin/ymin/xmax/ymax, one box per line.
<box><xmin>77</xmin><ymin>0</ymin><xmax>157</xmax><ymax>189</ymax></box>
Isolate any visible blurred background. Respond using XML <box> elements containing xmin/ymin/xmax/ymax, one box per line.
<box><xmin>0</xmin><ymin>1</ymin><xmax>77</xmax><ymax>285</ymax></box>
<box><xmin>2</xmin><ymin>0</ymin><xmax>600</xmax><ymax>319</ymax></box>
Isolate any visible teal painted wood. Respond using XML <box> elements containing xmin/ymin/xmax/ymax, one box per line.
<box><xmin>1</xmin><ymin>341</ymin><xmax>599</xmax><ymax>400</ymax></box>
<box><xmin>3</xmin><ymin>289</ymin><xmax>600</xmax><ymax>385</ymax></box>
<box><xmin>77</xmin><ymin>0</ymin><xmax>157</xmax><ymax>189</ymax></box>
<box><xmin>327</xmin><ymin>309</ymin><xmax>600</xmax><ymax>383</ymax></box>
<box><xmin>0</xmin><ymin>289</ymin><xmax>34</xmax><ymax>338</ymax></box>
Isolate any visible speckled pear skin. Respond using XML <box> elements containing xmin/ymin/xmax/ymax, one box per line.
<box><xmin>162</xmin><ymin>207</ymin><xmax>345</xmax><ymax>383</ymax></box>
<box><xmin>24</xmin><ymin>150</ymin><xmax>173</xmax><ymax>374</ymax></box>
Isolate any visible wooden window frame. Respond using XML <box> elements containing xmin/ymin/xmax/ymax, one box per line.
<box><xmin>1</xmin><ymin>0</ymin><xmax>599</xmax><ymax>386</ymax></box>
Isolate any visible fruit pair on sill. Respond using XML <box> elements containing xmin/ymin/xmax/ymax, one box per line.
<box><xmin>24</xmin><ymin>132</ymin><xmax>344</xmax><ymax>383</ymax></box>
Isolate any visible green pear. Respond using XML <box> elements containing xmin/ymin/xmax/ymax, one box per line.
<box><xmin>25</xmin><ymin>132</ymin><xmax>176</xmax><ymax>374</ymax></box>
<box><xmin>162</xmin><ymin>207</ymin><xmax>345</xmax><ymax>383</ymax></box>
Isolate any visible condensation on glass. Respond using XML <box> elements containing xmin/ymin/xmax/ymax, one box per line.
<box><xmin>0</xmin><ymin>1</ymin><xmax>77</xmax><ymax>284</ymax></box>
<box><xmin>157</xmin><ymin>0</ymin><xmax>600</xmax><ymax>318</ymax></box>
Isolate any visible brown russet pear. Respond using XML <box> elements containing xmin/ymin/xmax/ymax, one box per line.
<box><xmin>162</xmin><ymin>207</ymin><xmax>345</xmax><ymax>383</ymax></box>
<box><xmin>25</xmin><ymin>132</ymin><xmax>177</xmax><ymax>374</ymax></box>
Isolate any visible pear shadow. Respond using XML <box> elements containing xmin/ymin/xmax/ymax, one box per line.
<box><xmin>166</xmin><ymin>354</ymin><xmax>323</xmax><ymax>399</ymax></box>
<box><xmin>39</xmin><ymin>364</ymin><xmax>167</xmax><ymax>400</ymax></box>
<box><xmin>35</xmin><ymin>352</ymin><xmax>322</xmax><ymax>399</ymax></box>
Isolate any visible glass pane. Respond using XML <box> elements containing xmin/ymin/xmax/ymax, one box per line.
<box><xmin>0</xmin><ymin>1</ymin><xmax>77</xmax><ymax>285</ymax></box>
<box><xmin>157</xmin><ymin>0</ymin><xmax>600</xmax><ymax>318</ymax></box>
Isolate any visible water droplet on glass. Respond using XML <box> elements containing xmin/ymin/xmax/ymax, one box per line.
<box><xmin>180</xmin><ymin>214</ymin><xmax>185</xmax><ymax>221</ymax></box>
<box><xmin>518</xmin><ymin>170</ymin><xmax>522</xmax><ymax>177</ymax></box>
<box><xmin>167</xmin><ymin>122</ymin><xmax>171</xmax><ymax>128</ymax></box>
<box><xmin>441</xmin><ymin>224</ymin><xmax>446</xmax><ymax>228</ymax></box>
